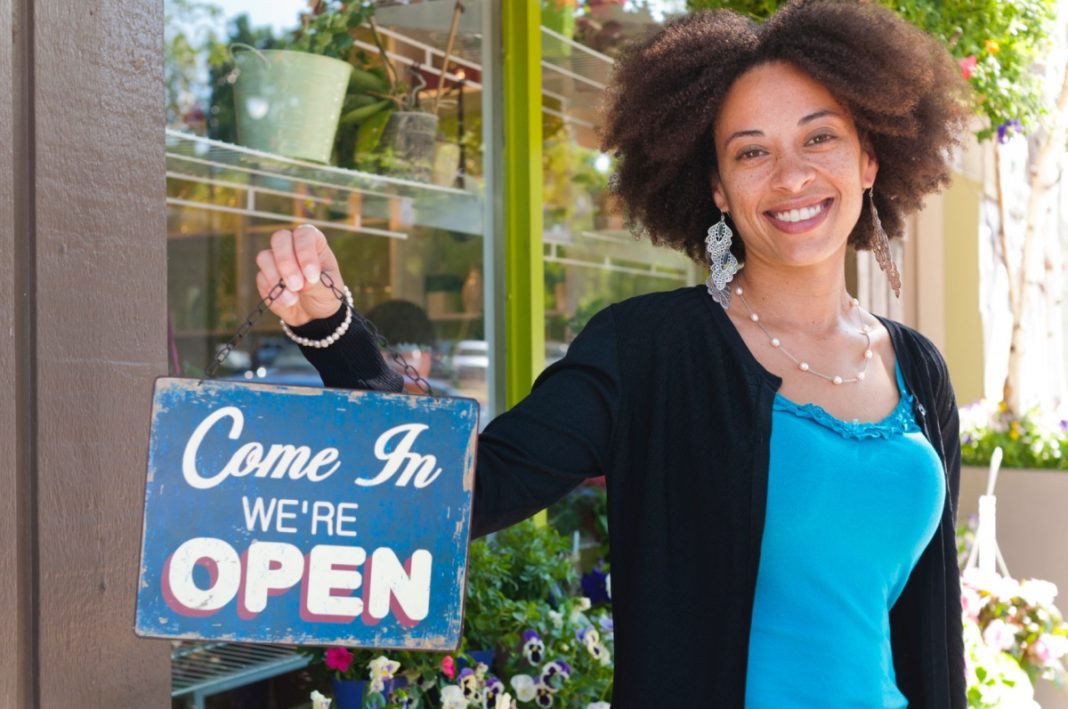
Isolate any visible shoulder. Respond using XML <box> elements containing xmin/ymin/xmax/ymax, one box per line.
<box><xmin>878</xmin><ymin>316</ymin><xmax>955</xmax><ymax>411</ymax></box>
<box><xmin>878</xmin><ymin>317</ymin><xmax>947</xmax><ymax>372</ymax></box>
<box><xmin>605</xmin><ymin>285</ymin><xmax>712</xmax><ymax>337</ymax></box>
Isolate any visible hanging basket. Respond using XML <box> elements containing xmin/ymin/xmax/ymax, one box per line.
<box><xmin>232</xmin><ymin>46</ymin><xmax>352</xmax><ymax>163</ymax></box>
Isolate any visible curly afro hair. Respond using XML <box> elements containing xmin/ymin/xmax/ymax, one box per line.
<box><xmin>600</xmin><ymin>0</ymin><xmax>972</xmax><ymax>264</ymax></box>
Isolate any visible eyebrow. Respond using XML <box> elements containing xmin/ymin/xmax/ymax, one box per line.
<box><xmin>723</xmin><ymin>109</ymin><xmax>843</xmax><ymax>148</ymax></box>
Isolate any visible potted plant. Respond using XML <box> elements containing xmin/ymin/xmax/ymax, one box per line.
<box><xmin>230</xmin><ymin>3</ymin><xmax>377</xmax><ymax>162</ymax></box>
<box><xmin>345</xmin><ymin>1</ymin><xmax>468</xmax><ymax>180</ymax></box>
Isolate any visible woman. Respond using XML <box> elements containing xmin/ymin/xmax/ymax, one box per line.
<box><xmin>254</xmin><ymin>1</ymin><xmax>970</xmax><ymax>706</ymax></box>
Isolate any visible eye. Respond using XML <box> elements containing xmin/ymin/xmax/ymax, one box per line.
<box><xmin>736</xmin><ymin>146</ymin><xmax>767</xmax><ymax>161</ymax></box>
<box><xmin>807</xmin><ymin>132</ymin><xmax>837</xmax><ymax>146</ymax></box>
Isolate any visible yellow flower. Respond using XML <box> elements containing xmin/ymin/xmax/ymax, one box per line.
<box><xmin>1010</xmin><ymin>422</ymin><xmax>1022</xmax><ymax>441</ymax></box>
<box><xmin>985</xmin><ymin>39</ymin><xmax>1000</xmax><ymax>55</ymax></box>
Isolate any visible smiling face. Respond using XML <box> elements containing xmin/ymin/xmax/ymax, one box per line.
<box><xmin>712</xmin><ymin>62</ymin><xmax>878</xmax><ymax>271</ymax></box>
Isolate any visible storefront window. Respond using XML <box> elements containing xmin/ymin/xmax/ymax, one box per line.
<box><xmin>165</xmin><ymin>0</ymin><xmax>493</xmax><ymax>409</ymax></box>
<box><xmin>540</xmin><ymin>19</ymin><xmax>698</xmax><ymax>362</ymax></box>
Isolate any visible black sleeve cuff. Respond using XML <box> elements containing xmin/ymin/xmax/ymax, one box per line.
<box><xmin>289</xmin><ymin>304</ymin><xmax>404</xmax><ymax>393</ymax></box>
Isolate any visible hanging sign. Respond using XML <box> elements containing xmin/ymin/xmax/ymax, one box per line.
<box><xmin>135</xmin><ymin>377</ymin><xmax>479</xmax><ymax>650</ymax></box>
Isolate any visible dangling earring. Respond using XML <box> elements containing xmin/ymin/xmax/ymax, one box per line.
<box><xmin>868</xmin><ymin>188</ymin><xmax>901</xmax><ymax>298</ymax></box>
<box><xmin>705</xmin><ymin>212</ymin><xmax>741</xmax><ymax>308</ymax></box>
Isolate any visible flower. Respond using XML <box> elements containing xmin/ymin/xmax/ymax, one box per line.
<box><xmin>997</xmin><ymin>119</ymin><xmax>1023</xmax><ymax>144</ymax></box>
<box><xmin>538</xmin><ymin>660</ymin><xmax>572</xmax><ymax>690</ymax></box>
<box><xmin>441</xmin><ymin>655</ymin><xmax>457</xmax><ymax>680</ymax></box>
<box><xmin>534</xmin><ymin>684</ymin><xmax>554</xmax><ymax>707</ymax></box>
<box><xmin>459</xmin><ymin>667</ymin><xmax>480</xmax><ymax>699</ymax></box>
<box><xmin>324</xmin><ymin>647</ymin><xmax>354</xmax><ymax>674</ymax></box>
<box><xmin>509</xmin><ymin>674</ymin><xmax>537</xmax><ymax>703</ymax></box>
<box><xmin>959</xmin><ymin>54</ymin><xmax>978</xmax><ymax>80</ymax></box>
<box><xmin>581</xmin><ymin>566</ymin><xmax>610</xmax><ymax>605</ymax></box>
<box><xmin>587</xmin><ymin>703</ymin><xmax>611</xmax><ymax>709</ymax></box>
<box><xmin>1019</xmin><ymin>579</ymin><xmax>1058</xmax><ymax>607</ymax></box>
<box><xmin>983</xmin><ymin>618</ymin><xmax>1018</xmax><ymax>652</ymax></box>
<box><xmin>1030</xmin><ymin>636</ymin><xmax>1053</xmax><ymax>665</ymax></box>
<box><xmin>522</xmin><ymin>630</ymin><xmax>545</xmax><ymax>664</ymax></box>
<box><xmin>961</xmin><ymin>585</ymin><xmax>986</xmax><ymax>622</ymax></box>
<box><xmin>985</xmin><ymin>39</ymin><xmax>1000</xmax><ymax>54</ymax></box>
<box><xmin>310</xmin><ymin>690</ymin><xmax>332</xmax><ymax>709</ymax></box>
<box><xmin>570</xmin><ymin>596</ymin><xmax>592</xmax><ymax>623</ymax></box>
<box><xmin>576</xmin><ymin>626</ymin><xmax>611</xmax><ymax>664</ymax></box>
<box><xmin>485</xmin><ymin>675</ymin><xmax>505</xmax><ymax>704</ymax></box>
<box><xmin>367</xmin><ymin>655</ymin><xmax>400</xmax><ymax>693</ymax></box>
<box><xmin>441</xmin><ymin>684</ymin><xmax>470</xmax><ymax>709</ymax></box>
<box><xmin>495</xmin><ymin>691</ymin><xmax>515</xmax><ymax>709</ymax></box>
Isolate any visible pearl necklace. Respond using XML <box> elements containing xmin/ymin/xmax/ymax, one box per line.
<box><xmin>733</xmin><ymin>285</ymin><xmax>873</xmax><ymax>385</ymax></box>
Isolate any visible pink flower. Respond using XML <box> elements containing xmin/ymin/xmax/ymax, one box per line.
<box><xmin>959</xmin><ymin>55</ymin><xmax>978</xmax><ymax>80</ymax></box>
<box><xmin>982</xmin><ymin>619</ymin><xmax>1017</xmax><ymax>651</ymax></box>
<box><xmin>1031</xmin><ymin>636</ymin><xmax>1053</xmax><ymax>665</ymax></box>
<box><xmin>441</xmin><ymin>655</ymin><xmax>457</xmax><ymax>680</ymax></box>
<box><xmin>961</xmin><ymin>586</ymin><xmax>986</xmax><ymax>621</ymax></box>
<box><xmin>325</xmin><ymin>647</ymin><xmax>354</xmax><ymax>674</ymax></box>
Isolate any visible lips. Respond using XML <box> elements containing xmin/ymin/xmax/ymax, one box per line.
<box><xmin>764</xmin><ymin>198</ymin><xmax>833</xmax><ymax>233</ymax></box>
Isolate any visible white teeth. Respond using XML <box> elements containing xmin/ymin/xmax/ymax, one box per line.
<box><xmin>773</xmin><ymin>202</ymin><xmax>826</xmax><ymax>223</ymax></box>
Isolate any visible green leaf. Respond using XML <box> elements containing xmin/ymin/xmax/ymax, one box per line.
<box><xmin>355</xmin><ymin>107</ymin><xmax>393</xmax><ymax>154</ymax></box>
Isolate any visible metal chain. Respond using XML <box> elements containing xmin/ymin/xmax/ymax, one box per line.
<box><xmin>205</xmin><ymin>281</ymin><xmax>286</xmax><ymax>379</ymax></box>
<box><xmin>205</xmin><ymin>272</ymin><xmax>436</xmax><ymax>397</ymax></box>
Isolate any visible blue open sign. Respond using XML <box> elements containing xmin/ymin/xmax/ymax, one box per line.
<box><xmin>135</xmin><ymin>378</ymin><xmax>478</xmax><ymax>650</ymax></box>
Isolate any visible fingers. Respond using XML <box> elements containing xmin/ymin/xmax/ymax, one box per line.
<box><xmin>270</xmin><ymin>229</ymin><xmax>304</xmax><ymax>293</ymax></box>
<box><xmin>255</xmin><ymin>248</ymin><xmax>298</xmax><ymax>308</ymax></box>
<box><xmin>293</xmin><ymin>224</ymin><xmax>322</xmax><ymax>285</ymax></box>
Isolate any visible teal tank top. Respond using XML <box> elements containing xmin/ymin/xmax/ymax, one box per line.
<box><xmin>744</xmin><ymin>363</ymin><xmax>945</xmax><ymax>708</ymax></box>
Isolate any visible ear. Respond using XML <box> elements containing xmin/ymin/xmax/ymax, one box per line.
<box><xmin>711</xmin><ymin>174</ymin><xmax>729</xmax><ymax>213</ymax></box>
<box><xmin>860</xmin><ymin>145</ymin><xmax>879</xmax><ymax>190</ymax></box>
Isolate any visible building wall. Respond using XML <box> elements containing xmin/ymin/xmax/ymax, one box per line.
<box><xmin>1</xmin><ymin>0</ymin><xmax>171</xmax><ymax>705</ymax></box>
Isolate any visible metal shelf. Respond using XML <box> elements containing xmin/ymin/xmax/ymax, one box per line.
<box><xmin>166</xmin><ymin>130</ymin><xmax>484</xmax><ymax>237</ymax></box>
<box><xmin>171</xmin><ymin>641</ymin><xmax>310</xmax><ymax>709</ymax></box>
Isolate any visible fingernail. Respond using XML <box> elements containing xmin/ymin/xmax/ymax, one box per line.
<box><xmin>304</xmin><ymin>265</ymin><xmax>320</xmax><ymax>284</ymax></box>
<box><xmin>281</xmin><ymin>291</ymin><xmax>299</xmax><ymax>307</ymax></box>
<box><xmin>286</xmin><ymin>275</ymin><xmax>303</xmax><ymax>291</ymax></box>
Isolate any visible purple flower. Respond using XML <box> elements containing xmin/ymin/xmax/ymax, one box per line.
<box><xmin>997</xmin><ymin>119</ymin><xmax>1023</xmax><ymax>144</ymax></box>
<box><xmin>581</xmin><ymin>565</ymin><xmax>610</xmax><ymax>605</ymax></box>
<box><xmin>538</xmin><ymin>660</ymin><xmax>572</xmax><ymax>690</ymax></box>
<box><xmin>522</xmin><ymin>630</ymin><xmax>545</xmax><ymax>664</ymax></box>
<box><xmin>484</xmin><ymin>676</ymin><xmax>504</xmax><ymax>703</ymax></box>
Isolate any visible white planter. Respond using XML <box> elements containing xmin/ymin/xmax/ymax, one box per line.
<box><xmin>959</xmin><ymin>465</ymin><xmax>1068</xmax><ymax>708</ymax></box>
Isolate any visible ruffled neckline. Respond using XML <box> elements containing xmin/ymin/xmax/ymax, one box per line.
<box><xmin>773</xmin><ymin>365</ymin><xmax>920</xmax><ymax>440</ymax></box>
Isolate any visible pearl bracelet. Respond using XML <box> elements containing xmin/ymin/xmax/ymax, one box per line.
<box><xmin>280</xmin><ymin>286</ymin><xmax>355</xmax><ymax>349</ymax></box>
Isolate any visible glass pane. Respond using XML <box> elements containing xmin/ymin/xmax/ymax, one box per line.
<box><xmin>540</xmin><ymin>21</ymin><xmax>697</xmax><ymax>364</ymax></box>
<box><xmin>165</xmin><ymin>0</ymin><xmax>494</xmax><ymax>411</ymax></box>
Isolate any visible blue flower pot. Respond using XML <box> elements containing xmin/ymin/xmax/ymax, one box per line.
<box><xmin>458</xmin><ymin>648</ymin><xmax>495</xmax><ymax>672</ymax></box>
<box><xmin>331</xmin><ymin>677</ymin><xmax>366</xmax><ymax>709</ymax></box>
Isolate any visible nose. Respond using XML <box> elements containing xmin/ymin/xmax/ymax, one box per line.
<box><xmin>771</xmin><ymin>150</ymin><xmax>815</xmax><ymax>193</ymax></box>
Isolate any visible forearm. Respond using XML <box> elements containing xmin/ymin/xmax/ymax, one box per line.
<box><xmin>291</xmin><ymin>304</ymin><xmax>404</xmax><ymax>392</ymax></box>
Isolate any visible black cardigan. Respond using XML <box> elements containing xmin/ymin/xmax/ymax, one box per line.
<box><xmin>295</xmin><ymin>285</ymin><xmax>966</xmax><ymax>708</ymax></box>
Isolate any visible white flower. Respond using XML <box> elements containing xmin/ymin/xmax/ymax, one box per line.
<box><xmin>310</xmin><ymin>690</ymin><xmax>332</xmax><ymax>709</ymax></box>
<box><xmin>475</xmin><ymin>662</ymin><xmax>489</xmax><ymax>679</ymax></box>
<box><xmin>367</xmin><ymin>655</ymin><xmax>400</xmax><ymax>693</ymax></box>
<box><xmin>586</xmin><ymin>703</ymin><xmax>611</xmax><ymax>709</ymax></box>
<box><xmin>441</xmin><ymin>684</ymin><xmax>470</xmax><ymax>709</ymax></box>
<box><xmin>509</xmin><ymin>674</ymin><xmax>537</xmax><ymax>703</ymax></box>
<box><xmin>495</xmin><ymin>691</ymin><xmax>514</xmax><ymax>709</ymax></box>
<box><xmin>1019</xmin><ymin>579</ymin><xmax>1059</xmax><ymax>608</ymax></box>
<box><xmin>1044</xmin><ymin>633</ymin><xmax>1068</xmax><ymax>660</ymax></box>
<box><xmin>570</xmin><ymin>596</ymin><xmax>592</xmax><ymax>623</ymax></box>
<box><xmin>548</xmin><ymin>610</ymin><xmax>564</xmax><ymax>629</ymax></box>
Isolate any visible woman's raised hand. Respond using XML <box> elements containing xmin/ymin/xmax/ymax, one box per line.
<box><xmin>255</xmin><ymin>225</ymin><xmax>346</xmax><ymax>327</ymax></box>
